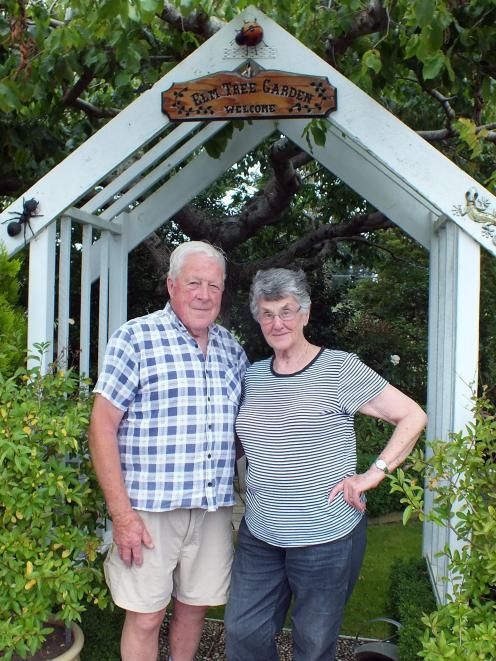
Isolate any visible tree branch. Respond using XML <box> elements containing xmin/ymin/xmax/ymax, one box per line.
<box><xmin>66</xmin><ymin>98</ymin><xmax>119</xmax><ymax>118</ymax></box>
<box><xmin>173</xmin><ymin>205</ymin><xmax>216</xmax><ymax>241</ymax></box>
<box><xmin>417</xmin><ymin>127</ymin><xmax>453</xmax><ymax>141</ymax></box>
<box><xmin>235</xmin><ymin>211</ymin><xmax>393</xmax><ymax>285</ymax></box>
<box><xmin>61</xmin><ymin>67</ymin><xmax>94</xmax><ymax>107</ymax></box>
<box><xmin>214</xmin><ymin>138</ymin><xmax>305</xmax><ymax>249</ymax></box>
<box><xmin>325</xmin><ymin>0</ymin><xmax>388</xmax><ymax>65</ymax></box>
<box><xmin>424</xmin><ymin>88</ymin><xmax>457</xmax><ymax>124</ymax></box>
<box><xmin>142</xmin><ymin>233</ymin><xmax>172</xmax><ymax>281</ymax></box>
<box><xmin>159</xmin><ymin>3</ymin><xmax>224</xmax><ymax>38</ymax></box>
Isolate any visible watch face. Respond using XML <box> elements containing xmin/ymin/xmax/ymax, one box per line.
<box><xmin>375</xmin><ymin>459</ymin><xmax>388</xmax><ymax>472</ymax></box>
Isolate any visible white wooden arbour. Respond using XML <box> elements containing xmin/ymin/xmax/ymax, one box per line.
<box><xmin>2</xmin><ymin>5</ymin><xmax>495</xmax><ymax>604</ymax></box>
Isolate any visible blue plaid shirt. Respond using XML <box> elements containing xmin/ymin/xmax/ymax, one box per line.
<box><xmin>94</xmin><ymin>303</ymin><xmax>249</xmax><ymax>512</ymax></box>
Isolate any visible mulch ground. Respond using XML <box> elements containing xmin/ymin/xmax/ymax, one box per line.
<box><xmin>158</xmin><ymin>616</ymin><xmax>361</xmax><ymax>660</ymax></box>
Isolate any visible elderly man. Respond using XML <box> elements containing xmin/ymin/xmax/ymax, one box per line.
<box><xmin>89</xmin><ymin>241</ymin><xmax>248</xmax><ymax>661</ymax></box>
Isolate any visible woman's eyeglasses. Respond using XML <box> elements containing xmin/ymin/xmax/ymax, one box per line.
<box><xmin>258</xmin><ymin>306</ymin><xmax>302</xmax><ymax>325</ymax></box>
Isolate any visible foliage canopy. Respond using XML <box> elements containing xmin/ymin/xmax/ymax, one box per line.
<box><xmin>1</xmin><ymin>1</ymin><xmax>496</xmax><ymax>391</ymax></box>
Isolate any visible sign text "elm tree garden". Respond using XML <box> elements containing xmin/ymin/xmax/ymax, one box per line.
<box><xmin>161</xmin><ymin>70</ymin><xmax>337</xmax><ymax>121</ymax></box>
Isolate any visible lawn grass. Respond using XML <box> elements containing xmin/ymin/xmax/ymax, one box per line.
<box><xmin>340</xmin><ymin>519</ymin><xmax>422</xmax><ymax>638</ymax></box>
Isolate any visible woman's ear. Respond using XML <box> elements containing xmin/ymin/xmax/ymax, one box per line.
<box><xmin>303</xmin><ymin>304</ymin><xmax>311</xmax><ymax>326</ymax></box>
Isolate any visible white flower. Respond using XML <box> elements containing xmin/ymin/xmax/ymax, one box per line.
<box><xmin>390</xmin><ymin>354</ymin><xmax>400</xmax><ymax>366</ymax></box>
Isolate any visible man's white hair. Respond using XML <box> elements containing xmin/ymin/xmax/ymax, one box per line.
<box><xmin>168</xmin><ymin>241</ymin><xmax>226</xmax><ymax>280</ymax></box>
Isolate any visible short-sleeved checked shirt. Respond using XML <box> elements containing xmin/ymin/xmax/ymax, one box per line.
<box><xmin>94</xmin><ymin>303</ymin><xmax>249</xmax><ymax>512</ymax></box>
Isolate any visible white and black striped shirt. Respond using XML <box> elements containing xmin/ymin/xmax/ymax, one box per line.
<box><xmin>236</xmin><ymin>348</ymin><xmax>388</xmax><ymax>547</ymax></box>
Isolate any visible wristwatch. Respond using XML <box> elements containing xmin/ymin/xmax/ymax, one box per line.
<box><xmin>374</xmin><ymin>458</ymin><xmax>389</xmax><ymax>474</ymax></box>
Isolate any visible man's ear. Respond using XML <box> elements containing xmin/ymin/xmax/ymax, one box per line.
<box><xmin>166</xmin><ymin>276</ymin><xmax>174</xmax><ymax>297</ymax></box>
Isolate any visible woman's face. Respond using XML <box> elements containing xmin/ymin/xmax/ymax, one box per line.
<box><xmin>257</xmin><ymin>296</ymin><xmax>309</xmax><ymax>353</ymax></box>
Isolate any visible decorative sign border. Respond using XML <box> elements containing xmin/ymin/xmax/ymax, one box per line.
<box><xmin>161</xmin><ymin>70</ymin><xmax>337</xmax><ymax>121</ymax></box>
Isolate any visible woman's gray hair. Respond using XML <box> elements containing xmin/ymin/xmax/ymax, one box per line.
<box><xmin>168</xmin><ymin>241</ymin><xmax>226</xmax><ymax>280</ymax></box>
<box><xmin>249</xmin><ymin>268</ymin><xmax>311</xmax><ymax>319</ymax></box>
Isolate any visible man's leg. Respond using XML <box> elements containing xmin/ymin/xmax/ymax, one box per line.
<box><xmin>121</xmin><ymin>608</ymin><xmax>167</xmax><ymax>661</ymax></box>
<box><xmin>169</xmin><ymin>598</ymin><xmax>208</xmax><ymax>661</ymax></box>
<box><xmin>171</xmin><ymin>507</ymin><xmax>233</xmax><ymax>660</ymax></box>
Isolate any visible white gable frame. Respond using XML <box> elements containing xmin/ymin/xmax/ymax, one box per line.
<box><xmin>1</xmin><ymin>6</ymin><xmax>495</xmax><ymax>604</ymax></box>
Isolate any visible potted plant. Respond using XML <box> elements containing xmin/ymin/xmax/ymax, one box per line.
<box><xmin>0</xmin><ymin>349</ymin><xmax>109</xmax><ymax>660</ymax></box>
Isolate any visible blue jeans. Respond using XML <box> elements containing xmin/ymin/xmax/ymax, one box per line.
<box><xmin>224</xmin><ymin>515</ymin><xmax>367</xmax><ymax>661</ymax></box>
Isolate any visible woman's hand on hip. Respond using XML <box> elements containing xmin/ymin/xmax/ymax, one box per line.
<box><xmin>328</xmin><ymin>469</ymin><xmax>384</xmax><ymax>512</ymax></box>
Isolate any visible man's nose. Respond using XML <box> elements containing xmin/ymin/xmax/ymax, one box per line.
<box><xmin>272</xmin><ymin>314</ymin><xmax>285</xmax><ymax>328</ymax></box>
<box><xmin>196</xmin><ymin>282</ymin><xmax>210</xmax><ymax>298</ymax></box>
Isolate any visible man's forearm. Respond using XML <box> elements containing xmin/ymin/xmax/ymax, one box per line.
<box><xmin>89</xmin><ymin>430</ymin><xmax>133</xmax><ymax>519</ymax></box>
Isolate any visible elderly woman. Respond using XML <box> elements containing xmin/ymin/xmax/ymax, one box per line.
<box><xmin>224</xmin><ymin>268</ymin><xmax>427</xmax><ymax>661</ymax></box>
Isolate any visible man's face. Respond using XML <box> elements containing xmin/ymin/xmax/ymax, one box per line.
<box><xmin>167</xmin><ymin>253</ymin><xmax>224</xmax><ymax>337</ymax></box>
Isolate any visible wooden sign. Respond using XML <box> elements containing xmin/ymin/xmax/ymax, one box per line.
<box><xmin>161</xmin><ymin>70</ymin><xmax>337</xmax><ymax>121</ymax></box>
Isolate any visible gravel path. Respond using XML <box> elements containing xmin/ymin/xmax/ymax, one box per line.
<box><xmin>158</xmin><ymin>616</ymin><xmax>360</xmax><ymax>660</ymax></box>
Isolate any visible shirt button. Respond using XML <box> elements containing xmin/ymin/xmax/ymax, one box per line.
<box><xmin>208</xmin><ymin>424</ymin><xmax>212</xmax><ymax>429</ymax></box>
<box><xmin>207</xmin><ymin>482</ymin><xmax>212</xmax><ymax>487</ymax></box>
<box><xmin>207</xmin><ymin>453</ymin><xmax>212</xmax><ymax>459</ymax></box>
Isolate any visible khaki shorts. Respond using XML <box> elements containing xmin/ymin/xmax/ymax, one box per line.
<box><xmin>104</xmin><ymin>507</ymin><xmax>233</xmax><ymax>613</ymax></box>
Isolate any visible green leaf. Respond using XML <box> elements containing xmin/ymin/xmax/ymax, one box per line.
<box><xmin>415</xmin><ymin>0</ymin><xmax>435</xmax><ymax>29</ymax></box>
<box><xmin>203</xmin><ymin>123</ymin><xmax>235</xmax><ymax>159</ymax></box>
<box><xmin>312</xmin><ymin>126</ymin><xmax>327</xmax><ymax>147</ymax></box>
<box><xmin>99</xmin><ymin>0</ymin><xmax>129</xmax><ymax>20</ymax></box>
<box><xmin>422</xmin><ymin>52</ymin><xmax>445</xmax><ymax>80</ymax></box>
<box><xmin>362</xmin><ymin>49</ymin><xmax>382</xmax><ymax>75</ymax></box>
<box><xmin>0</xmin><ymin>81</ymin><xmax>22</xmax><ymax>112</ymax></box>
<box><xmin>429</xmin><ymin>20</ymin><xmax>444</xmax><ymax>51</ymax></box>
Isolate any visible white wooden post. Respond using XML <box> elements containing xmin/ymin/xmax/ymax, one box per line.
<box><xmin>79</xmin><ymin>224</ymin><xmax>93</xmax><ymax>377</ymax></box>
<box><xmin>57</xmin><ymin>217</ymin><xmax>72</xmax><ymax>370</ymax></box>
<box><xmin>98</xmin><ymin>231</ymin><xmax>110</xmax><ymax>375</ymax></box>
<box><xmin>424</xmin><ymin>221</ymin><xmax>480</xmax><ymax>603</ymax></box>
<box><xmin>27</xmin><ymin>223</ymin><xmax>56</xmax><ymax>372</ymax></box>
<box><xmin>108</xmin><ymin>213</ymin><xmax>129</xmax><ymax>338</ymax></box>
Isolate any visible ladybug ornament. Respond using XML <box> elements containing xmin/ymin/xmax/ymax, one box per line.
<box><xmin>235</xmin><ymin>20</ymin><xmax>264</xmax><ymax>48</ymax></box>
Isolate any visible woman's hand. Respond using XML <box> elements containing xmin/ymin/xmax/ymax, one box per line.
<box><xmin>328</xmin><ymin>467</ymin><xmax>385</xmax><ymax>511</ymax></box>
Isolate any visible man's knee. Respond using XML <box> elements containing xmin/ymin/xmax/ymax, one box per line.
<box><xmin>126</xmin><ymin>608</ymin><xmax>166</xmax><ymax>635</ymax></box>
<box><xmin>171</xmin><ymin>598</ymin><xmax>208</xmax><ymax>622</ymax></box>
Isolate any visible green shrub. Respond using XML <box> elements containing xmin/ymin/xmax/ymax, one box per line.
<box><xmin>80</xmin><ymin>603</ymin><xmax>124</xmax><ymax>660</ymax></box>
<box><xmin>389</xmin><ymin>394</ymin><xmax>496</xmax><ymax>660</ymax></box>
<box><xmin>0</xmin><ymin>245</ymin><xmax>26</xmax><ymax>376</ymax></box>
<box><xmin>0</xmin><ymin>353</ymin><xmax>108</xmax><ymax>659</ymax></box>
<box><xmin>355</xmin><ymin>414</ymin><xmax>394</xmax><ymax>455</ymax></box>
<box><xmin>388</xmin><ymin>558</ymin><xmax>436</xmax><ymax>660</ymax></box>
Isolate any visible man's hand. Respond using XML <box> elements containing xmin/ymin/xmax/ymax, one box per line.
<box><xmin>112</xmin><ymin>510</ymin><xmax>154</xmax><ymax>567</ymax></box>
<box><xmin>328</xmin><ymin>469</ymin><xmax>384</xmax><ymax>512</ymax></box>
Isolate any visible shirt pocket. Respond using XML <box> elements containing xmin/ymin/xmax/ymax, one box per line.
<box><xmin>221</xmin><ymin>366</ymin><xmax>243</xmax><ymax>406</ymax></box>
